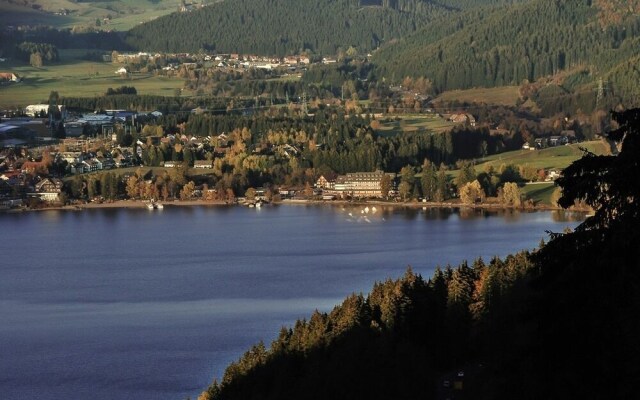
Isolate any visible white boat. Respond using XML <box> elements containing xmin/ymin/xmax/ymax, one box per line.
<box><xmin>147</xmin><ymin>200</ymin><xmax>163</xmax><ymax>210</ymax></box>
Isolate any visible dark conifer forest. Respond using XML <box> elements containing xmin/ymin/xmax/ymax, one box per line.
<box><xmin>373</xmin><ymin>0</ymin><xmax>640</xmax><ymax>95</ymax></box>
<box><xmin>125</xmin><ymin>0</ymin><xmax>451</xmax><ymax>55</ymax></box>
<box><xmin>119</xmin><ymin>0</ymin><xmax>640</xmax><ymax>109</ymax></box>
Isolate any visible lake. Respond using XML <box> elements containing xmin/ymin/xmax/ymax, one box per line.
<box><xmin>0</xmin><ymin>204</ymin><xmax>583</xmax><ymax>400</ymax></box>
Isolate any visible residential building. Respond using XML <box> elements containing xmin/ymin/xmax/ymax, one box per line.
<box><xmin>325</xmin><ymin>170</ymin><xmax>391</xmax><ymax>198</ymax></box>
<box><xmin>32</xmin><ymin>178</ymin><xmax>62</xmax><ymax>202</ymax></box>
<box><xmin>316</xmin><ymin>172</ymin><xmax>338</xmax><ymax>189</ymax></box>
<box><xmin>448</xmin><ymin>113</ymin><xmax>476</xmax><ymax>127</ymax></box>
<box><xmin>59</xmin><ymin>152</ymin><xmax>83</xmax><ymax>164</ymax></box>
<box><xmin>194</xmin><ymin>160</ymin><xmax>213</xmax><ymax>169</ymax></box>
<box><xmin>345</xmin><ymin>170</ymin><xmax>387</xmax><ymax>198</ymax></box>
<box><xmin>162</xmin><ymin>161</ymin><xmax>183</xmax><ymax>168</ymax></box>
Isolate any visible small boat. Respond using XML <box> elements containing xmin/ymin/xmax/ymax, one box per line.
<box><xmin>147</xmin><ymin>200</ymin><xmax>163</xmax><ymax>210</ymax></box>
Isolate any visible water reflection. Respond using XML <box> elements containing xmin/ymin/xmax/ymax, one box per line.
<box><xmin>40</xmin><ymin>209</ymin><xmax>63</xmax><ymax>222</ymax></box>
<box><xmin>0</xmin><ymin>204</ymin><xmax>586</xmax><ymax>400</ymax></box>
<box><xmin>551</xmin><ymin>209</ymin><xmax>588</xmax><ymax>223</ymax></box>
<box><xmin>458</xmin><ymin>207</ymin><xmax>481</xmax><ymax>220</ymax></box>
<box><xmin>422</xmin><ymin>207</ymin><xmax>454</xmax><ymax>220</ymax></box>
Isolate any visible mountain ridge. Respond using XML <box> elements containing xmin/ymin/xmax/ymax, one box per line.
<box><xmin>372</xmin><ymin>0</ymin><xmax>640</xmax><ymax>94</ymax></box>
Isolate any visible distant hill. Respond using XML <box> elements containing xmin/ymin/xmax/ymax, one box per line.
<box><xmin>123</xmin><ymin>0</ymin><xmax>526</xmax><ymax>56</ymax></box>
<box><xmin>124</xmin><ymin>0</ymin><xmax>455</xmax><ymax>55</ymax></box>
<box><xmin>372</xmin><ymin>0</ymin><xmax>640</xmax><ymax>105</ymax></box>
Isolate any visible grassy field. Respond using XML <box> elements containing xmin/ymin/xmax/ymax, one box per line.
<box><xmin>444</xmin><ymin>141</ymin><xmax>610</xmax><ymax>205</ymax></box>
<box><xmin>521</xmin><ymin>182</ymin><xmax>557</xmax><ymax>205</ymax></box>
<box><xmin>474</xmin><ymin>141</ymin><xmax>610</xmax><ymax>171</ymax></box>
<box><xmin>435</xmin><ymin>86</ymin><xmax>522</xmax><ymax>106</ymax></box>
<box><xmin>0</xmin><ymin>53</ymin><xmax>185</xmax><ymax>108</ymax></box>
<box><xmin>64</xmin><ymin>165</ymin><xmax>216</xmax><ymax>185</ymax></box>
<box><xmin>374</xmin><ymin>114</ymin><xmax>457</xmax><ymax>136</ymax></box>
<box><xmin>0</xmin><ymin>0</ymin><xmax>181</xmax><ymax>31</ymax></box>
<box><xmin>267</xmin><ymin>74</ymin><xmax>303</xmax><ymax>82</ymax></box>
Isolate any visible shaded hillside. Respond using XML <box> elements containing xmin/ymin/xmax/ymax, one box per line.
<box><xmin>124</xmin><ymin>0</ymin><xmax>451</xmax><ymax>55</ymax></box>
<box><xmin>373</xmin><ymin>0</ymin><xmax>640</xmax><ymax>99</ymax></box>
<box><xmin>199</xmin><ymin>254</ymin><xmax>535</xmax><ymax>400</ymax></box>
<box><xmin>197</xmin><ymin>109</ymin><xmax>640</xmax><ymax>400</ymax></box>
<box><xmin>481</xmin><ymin>108</ymin><xmax>640</xmax><ymax>398</ymax></box>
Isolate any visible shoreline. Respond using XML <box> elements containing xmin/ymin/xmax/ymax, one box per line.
<box><xmin>2</xmin><ymin>197</ymin><xmax>591</xmax><ymax>213</ymax></box>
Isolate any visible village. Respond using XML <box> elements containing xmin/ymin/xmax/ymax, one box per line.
<box><xmin>0</xmin><ymin>92</ymin><xmax>579</xmax><ymax>211</ymax></box>
<box><xmin>107</xmin><ymin>50</ymin><xmax>337</xmax><ymax>77</ymax></box>
<box><xmin>0</xmin><ymin>138</ymin><xmax>400</xmax><ymax>209</ymax></box>
<box><xmin>0</xmin><ymin>112</ymin><xmax>404</xmax><ymax>209</ymax></box>
<box><xmin>0</xmin><ymin>115</ymin><xmax>571</xmax><ymax>211</ymax></box>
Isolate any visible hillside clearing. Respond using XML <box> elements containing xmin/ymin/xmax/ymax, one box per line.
<box><xmin>0</xmin><ymin>0</ymin><xmax>182</xmax><ymax>31</ymax></box>
<box><xmin>0</xmin><ymin>56</ymin><xmax>185</xmax><ymax>108</ymax></box>
<box><xmin>435</xmin><ymin>86</ymin><xmax>522</xmax><ymax>107</ymax></box>
<box><xmin>474</xmin><ymin>141</ymin><xmax>610</xmax><ymax>171</ymax></box>
<box><xmin>373</xmin><ymin>114</ymin><xmax>457</xmax><ymax>136</ymax></box>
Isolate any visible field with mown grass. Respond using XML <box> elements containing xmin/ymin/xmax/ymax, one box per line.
<box><xmin>0</xmin><ymin>0</ymin><xmax>181</xmax><ymax>31</ymax></box>
<box><xmin>474</xmin><ymin>140</ymin><xmax>610</xmax><ymax>171</ymax></box>
<box><xmin>373</xmin><ymin>113</ymin><xmax>457</xmax><ymax>136</ymax></box>
<box><xmin>445</xmin><ymin>140</ymin><xmax>610</xmax><ymax>205</ymax></box>
<box><xmin>521</xmin><ymin>182</ymin><xmax>557</xmax><ymax>206</ymax></box>
<box><xmin>0</xmin><ymin>51</ymin><xmax>186</xmax><ymax>108</ymax></box>
<box><xmin>435</xmin><ymin>86</ymin><xmax>522</xmax><ymax>106</ymax></box>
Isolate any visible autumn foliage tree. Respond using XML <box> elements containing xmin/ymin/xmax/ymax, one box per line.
<box><xmin>459</xmin><ymin>180</ymin><xmax>485</xmax><ymax>205</ymax></box>
<box><xmin>499</xmin><ymin>182</ymin><xmax>521</xmax><ymax>207</ymax></box>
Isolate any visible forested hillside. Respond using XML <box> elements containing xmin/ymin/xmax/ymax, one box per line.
<box><xmin>197</xmin><ymin>108</ymin><xmax>640</xmax><ymax>399</ymax></box>
<box><xmin>124</xmin><ymin>0</ymin><xmax>451</xmax><ymax>55</ymax></box>
<box><xmin>373</xmin><ymin>0</ymin><xmax>640</xmax><ymax>98</ymax></box>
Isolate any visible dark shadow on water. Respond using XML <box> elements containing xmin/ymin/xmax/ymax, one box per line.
<box><xmin>422</xmin><ymin>207</ymin><xmax>454</xmax><ymax>220</ymax></box>
<box><xmin>551</xmin><ymin>209</ymin><xmax>588</xmax><ymax>223</ymax></box>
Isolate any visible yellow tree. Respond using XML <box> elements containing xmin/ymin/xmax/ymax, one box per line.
<box><xmin>500</xmin><ymin>182</ymin><xmax>522</xmax><ymax>207</ymax></box>
<box><xmin>245</xmin><ymin>187</ymin><xmax>256</xmax><ymax>200</ymax></box>
<box><xmin>303</xmin><ymin>182</ymin><xmax>314</xmax><ymax>197</ymax></box>
<box><xmin>226</xmin><ymin>188</ymin><xmax>235</xmax><ymax>203</ymax></box>
<box><xmin>126</xmin><ymin>175</ymin><xmax>140</xmax><ymax>199</ymax></box>
<box><xmin>180</xmin><ymin>181</ymin><xmax>196</xmax><ymax>200</ymax></box>
<box><xmin>459</xmin><ymin>180</ymin><xmax>485</xmax><ymax>205</ymax></box>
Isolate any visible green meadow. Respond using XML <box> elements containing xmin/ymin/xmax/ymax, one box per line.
<box><xmin>374</xmin><ymin>114</ymin><xmax>457</xmax><ymax>136</ymax></box>
<box><xmin>435</xmin><ymin>86</ymin><xmax>522</xmax><ymax>106</ymax></box>
<box><xmin>474</xmin><ymin>141</ymin><xmax>610</xmax><ymax>171</ymax></box>
<box><xmin>0</xmin><ymin>52</ymin><xmax>185</xmax><ymax>108</ymax></box>
<box><xmin>0</xmin><ymin>0</ymin><xmax>181</xmax><ymax>31</ymax></box>
<box><xmin>442</xmin><ymin>141</ymin><xmax>610</xmax><ymax>205</ymax></box>
<box><xmin>520</xmin><ymin>182</ymin><xmax>557</xmax><ymax>205</ymax></box>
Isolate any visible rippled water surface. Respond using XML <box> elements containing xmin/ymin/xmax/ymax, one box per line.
<box><xmin>0</xmin><ymin>205</ymin><xmax>583</xmax><ymax>400</ymax></box>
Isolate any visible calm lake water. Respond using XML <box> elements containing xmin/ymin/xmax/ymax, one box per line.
<box><xmin>0</xmin><ymin>205</ymin><xmax>583</xmax><ymax>400</ymax></box>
